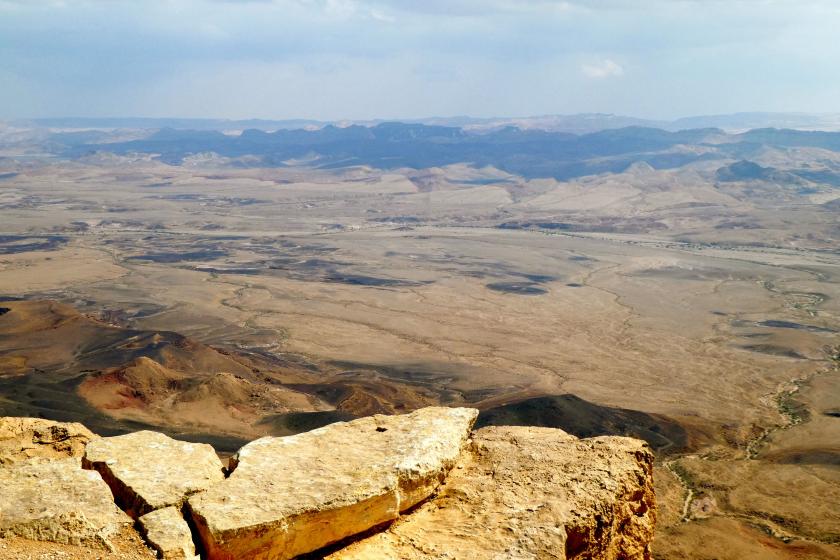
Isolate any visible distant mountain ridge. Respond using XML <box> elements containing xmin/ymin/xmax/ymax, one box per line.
<box><xmin>7</xmin><ymin>118</ymin><xmax>840</xmax><ymax>184</ymax></box>
<box><xmin>59</xmin><ymin>124</ymin><xmax>725</xmax><ymax>179</ymax></box>
<box><xmin>43</xmin><ymin>122</ymin><xmax>840</xmax><ymax>182</ymax></box>
<box><xmin>12</xmin><ymin>111</ymin><xmax>840</xmax><ymax>134</ymax></box>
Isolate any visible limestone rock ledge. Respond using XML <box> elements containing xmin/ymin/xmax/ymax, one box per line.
<box><xmin>188</xmin><ymin>406</ymin><xmax>479</xmax><ymax>560</ymax></box>
<box><xmin>0</xmin><ymin>457</ymin><xmax>131</xmax><ymax>549</ymax></box>
<box><xmin>327</xmin><ymin>426</ymin><xmax>656</xmax><ymax>560</ymax></box>
<box><xmin>83</xmin><ymin>430</ymin><xmax>226</xmax><ymax>517</ymax></box>
<box><xmin>138</xmin><ymin>506</ymin><xmax>199</xmax><ymax>560</ymax></box>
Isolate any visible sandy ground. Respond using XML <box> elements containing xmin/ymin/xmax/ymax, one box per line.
<box><xmin>0</xmin><ymin>160</ymin><xmax>838</xmax><ymax>558</ymax></box>
<box><xmin>0</xmin><ymin>529</ymin><xmax>154</xmax><ymax>560</ymax></box>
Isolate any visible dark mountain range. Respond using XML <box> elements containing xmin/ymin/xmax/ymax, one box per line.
<box><xmin>48</xmin><ymin>122</ymin><xmax>840</xmax><ymax>181</ymax></box>
<box><xmin>56</xmin><ymin>124</ymin><xmax>718</xmax><ymax>179</ymax></box>
<box><xmin>716</xmin><ymin>158</ymin><xmax>840</xmax><ymax>188</ymax></box>
<box><xmin>716</xmin><ymin>160</ymin><xmax>780</xmax><ymax>182</ymax></box>
<box><xmin>14</xmin><ymin>111</ymin><xmax>840</xmax><ymax>134</ymax></box>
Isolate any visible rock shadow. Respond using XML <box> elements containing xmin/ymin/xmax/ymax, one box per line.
<box><xmin>477</xmin><ymin>394</ymin><xmax>688</xmax><ymax>454</ymax></box>
<box><xmin>763</xmin><ymin>449</ymin><xmax>840</xmax><ymax>466</ymax></box>
<box><xmin>258</xmin><ymin>411</ymin><xmax>356</xmax><ymax>436</ymax></box>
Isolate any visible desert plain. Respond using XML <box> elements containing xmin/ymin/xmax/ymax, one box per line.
<box><xmin>0</xmin><ymin>143</ymin><xmax>838</xmax><ymax>558</ymax></box>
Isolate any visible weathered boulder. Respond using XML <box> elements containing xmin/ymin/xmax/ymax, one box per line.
<box><xmin>188</xmin><ymin>406</ymin><xmax>478</xmax><ymax>560</ymax></box>
<box><xmin>327</xmin><ymin>426</ymin><xmax>656</xmax><ymax>560</ymax></box>
<box><xmin>0</xmin><ymin>416</ymin><xmax>97</xmax><ymax>465</ymax></box>
<box><xmin>0</xmin><ymin>457</ymin><xmax>131</xmax><ymax>549</ymax></box>
<box><xmin>138</xmin><ymin>506</ymin><xmax>199</xmax><ymax>560</ymax></box>
<box><xmin>83</xmin><ymin>431</ymin><xmax>225</xmax><ymax>517</ymax></box>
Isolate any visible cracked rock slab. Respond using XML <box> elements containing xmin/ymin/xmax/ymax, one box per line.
<box><xmin>138</xmin><ymin>506</ymin><xmax>198</xmax><ymax>560</ymax></box>
<box><xmin>83</xmin><ymin>431</ymin><xmax>225</xmax><ymax>518</ymax></box>
<box><xmin>328</xmin><ymin>426</ymin><xmax>657</xmax><ymax>560</ymax></box>
<box><xmin>0</xmin><ymin>457</ymin><xmax>131</xmax><ymax>549</ymax></box>
<box><xmin>188</xmin><ymin>406</ymin><xmax>478</xmax><ymax>560</ymax></box>
<box><xmin>0</xmin><ymin>416</ymin><xmax>97</xmax><ymax>466</ymax></box>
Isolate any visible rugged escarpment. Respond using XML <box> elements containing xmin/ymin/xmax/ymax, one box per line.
<box><xmin>329</xmin><ymin>426</ymin><xmax>656</xmax><ymax>560</ymax></box>
<box><xmin>0</xmin><ymin>410</ymin><xmax>656</xmax><ymax>559</ymax></box>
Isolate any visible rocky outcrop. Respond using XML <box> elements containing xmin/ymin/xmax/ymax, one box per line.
<box><xmin>138</xmin><ymin>506</ymin><xmax>199</xmax><ymax>560</ymax></box>
<box><xmin>0</xmin><ymin>416</ymin><xmax>97</xmax><ymax>465</ymax></box>
<box><xmin>327</xmin><ymin>426</ymin><xmax>656</xmax><ymax>560</ymax></box>
<box><xmin>83</xmin><ymin>430</ymin><xmax>225</xmax><ymax>517</ymax></box>
<box><xmin>188</xmin><ymin>407</ymin><xmax>479</xmax><ymax>560</ymax></box>
<box><xmin>0</xmin><ymin>457</ymin><xmax>131</xmax><ymax>549</ymax></box>
<box><xmin>0</xmin><ymin>410</ymin><xmax>657</xmax><ymax>560</ymax></box>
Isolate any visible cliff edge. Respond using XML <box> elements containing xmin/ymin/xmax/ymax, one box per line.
<box><xmin>0</xmin><ymin>409</ymin><xmax>655</xmax><ymax>559</ymax></box>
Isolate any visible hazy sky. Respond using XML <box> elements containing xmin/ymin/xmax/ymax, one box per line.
<box><xmin>1</xmin><ymin>0</ymin><xmax>838</xmax><ymax>120</ymax></box>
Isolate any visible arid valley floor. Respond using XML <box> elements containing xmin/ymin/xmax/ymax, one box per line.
<box><xmin>1</xmin><ymin>129</ymin><xmax>839</xmax><ymax>558</ymax></box>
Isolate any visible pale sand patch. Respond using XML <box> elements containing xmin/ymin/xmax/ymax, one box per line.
<box><xmin>0</xmin><ymin>246</ymin><xmax>126</xmax><ymax>294</ymax></box>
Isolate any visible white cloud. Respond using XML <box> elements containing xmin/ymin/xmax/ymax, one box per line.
<box><xmin>368</xmin><ymin>8</ymin><xmax>395</xmax><ymax>22</ymax></box>
<box><xmin>581</xmin><ymin>58</ymin><xmax>624</xmax><ymax>79</ymax></box>
<box><xmin>323</xmin><ymin>0</ymin><xmax>358</xmax><ymax>18</ymax></box>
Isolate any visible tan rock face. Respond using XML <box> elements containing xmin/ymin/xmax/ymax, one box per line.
<box><xmin>0</xmin><ymin>457</ymin><xmax>131</xmax><ymax>549</ymax></box>
<box><xmin>0</xmin><ymin>416</ymin><xmax>97</xmax><ymax>465</ymax></box>
<box><xmin>138</xmin><ymin>506</ymin><xmax>198</xmax><ymax>560</ymax></box>
<box><xmin>83</xmin><ymin>431</ymin><xmax>225</xmax><ymax>517</ymax></box>
<box><xmin>327</xmin><ymin>426</ymin><xmax>656</xmax><ymax>560</ymax></box>
<box><xmin>188</xmin><ymin>406</ymin><xmax>478</xmax><ymax>560</ymax></box>
<box><xmin>0</xmin><ymin>413</ymin><xmax>656</xmax><ymax>559</ymax></box>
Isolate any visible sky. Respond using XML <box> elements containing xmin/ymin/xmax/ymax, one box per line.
<box><xmin>1</xmin><ymin>0</ymin><xmax>839</xmax><ymax>121</ymax></box>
